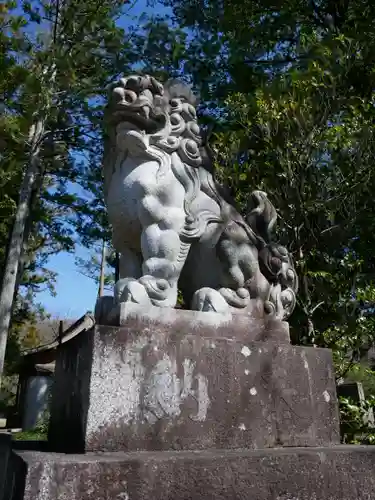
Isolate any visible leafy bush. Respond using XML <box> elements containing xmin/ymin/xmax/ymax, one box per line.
<box><xmin>12</xmin><ymin>395</ymin><xmax>50</xmax><ymax>441</ymax></box>
<box><xmin>339</xmin><ymin>395</ymin><xmax>375</xmax><ymax>444</ymax></box>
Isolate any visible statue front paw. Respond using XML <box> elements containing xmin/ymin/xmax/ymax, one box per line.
<box><xmin>114</xmin><ymin>275</ymin><xmax>177</xmax><ymax>308</ymax></box>
<box><xmin>218</xmin><ymin>287</ymin><xmax>250</xmax><ymax>308</ymax></box>
<box><xmin>114</xmin><ymin>278</ymin><xmax>152</xmax><ymax>307</ymax></box>
<box><xmin>191</xmin><ymin>288</ymin><xmax>230</xmax><ymax>313</ymax></box>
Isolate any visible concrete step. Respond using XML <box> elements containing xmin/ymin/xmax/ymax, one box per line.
<box><xmin>10</xmin><ymin>445</ymin><xmax>375</xmax><ymax>500</ymax></box>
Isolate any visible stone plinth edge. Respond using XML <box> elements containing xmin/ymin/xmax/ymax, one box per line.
<box><xmin>97</xmin><ymin>300</ymin><xmax>290</xmax><ymax>344</ymax></box>
<box><xmin>12</xmin><ymin>446</ymin><xmax>375</xmax><ymax>500</ymax></box>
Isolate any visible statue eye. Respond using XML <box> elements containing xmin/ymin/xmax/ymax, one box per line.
<box><xmin>124</xmin><ymin>90</ymin><xmax>137</xmax><ymax>103</ymax></box>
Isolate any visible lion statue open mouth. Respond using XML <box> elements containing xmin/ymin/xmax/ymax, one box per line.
<box><xmin>99</xmin><ymin>74</ymin><xmax>297</xmax><ymax>320</ymax></box>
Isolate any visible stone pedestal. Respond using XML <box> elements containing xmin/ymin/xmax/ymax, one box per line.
<box><xmin>13</xmin><ymin>446</ymin><xmax>375</xmax><ymax>500</ymax></box>
<box><xmin>48</xmin><ymin>304</ymin><xmax>339</xmax><ymax>453</ymax></box>
<box><xmin>7</xmin><ymin>305</ymin><xmax>375</xmax><ymax>500</ymax></box>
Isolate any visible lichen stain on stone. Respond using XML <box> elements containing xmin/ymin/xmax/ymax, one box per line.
<box><xmin>87</xmin><ymin>333</ymin><xmax>211</xmax><ymax>436</ymax></box>
<box><xmin>238</xmin><ymin>423</ymin><xmax>246</xmax><ymax>430</ymax></box>
<box><xmin>250</xmin><ymin>387</ymin><xmax>257</xmax><ymax>396</ymax></box>
<box><xmin>244</xmin><ymin>369</ymin><xmax>250</xmax><ymax>375</ymax></box>
<box><xmin>323</xmin><ymin>390</ymin><xmax>330</xmax><ymax>403</ymax></box>
<box><xmin>190</xmin><ymin>373</ymin><xmax>210</xmax><ymax>421</ymax></box>
<box><xmin>318</xmin><ymin>451</ymin><xmax>327</xmax><ymax>463</ymax></box>
<box><xmin>143</xmin><ymin>353</ymin><xmax>181</xmax><ymax>420</ymax></box>
<box><xmin>241</xmin><ymin>346</ymin><xmax>251</xmax><ymax>357</ymax></box>
<box><xmin>143</xmin><ymin>355</ymin><xmax>210</xmax><ymax>423</ymax></box>
<box><xmin>87</xmin><ymin>335</ymin><xmax>147</xmax><ymax>438</ymax></box>
<box><xmin>276</xmin><ymin>496</ymin><xmax>300</xmax><ymax>500</ymax></box>
<box><xmin>116</xmin><ymin>493</ymin><xmax>130</xmax><ymax>500</ymax></box>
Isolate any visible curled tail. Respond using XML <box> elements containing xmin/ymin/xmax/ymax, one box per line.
<box><xmin>246</xmin><ymin>190</ymin><xmax>298</xmax><ymax>319</ymax></box>
<box><xmin>246</xmin><ymin>190</ymin><xmax>277</xmax><ymax>244</ymax></box>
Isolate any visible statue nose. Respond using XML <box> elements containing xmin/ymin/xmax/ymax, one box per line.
<box><xmin>136</xmin><ymin>89</ymin><xmax>154</xmax><ymax>112</ymax></box>
<box><xmin>140</xmin><ymin>105</ymin><xmax>151</xmax><ymax>119</ymax></box>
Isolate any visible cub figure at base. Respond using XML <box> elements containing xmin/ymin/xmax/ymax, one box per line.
<box><xmin>100</xmin><ymin>74</ymin><xmax>297</xmax><ymax>320</ymax></box>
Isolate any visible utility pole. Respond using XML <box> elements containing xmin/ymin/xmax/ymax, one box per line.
<box><xmin>98</xmin><ymin>240</ymin><xmax>106</xmax><ymax>298</ymax></box>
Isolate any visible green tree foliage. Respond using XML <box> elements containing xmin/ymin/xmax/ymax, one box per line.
<box><xmin>339</xmin><ymin>395</ymin><xmax>375</xmax><ymax>444</ymax></box>
<box><xmin>164</xmin><ymin>0</ymin><xmax>375</xmax><ymax>103</ymax></box>
<box><xmin>152</xmin><ymin>0</ymin><xmax>375</xmax><ymax>381</ymax></box>
<box><xmin>214</xmin><ymin>62</ymin><xmax>375</xmax><ymax>358</ymax></box>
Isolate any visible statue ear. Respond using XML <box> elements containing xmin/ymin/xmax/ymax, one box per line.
<box><xmin>164</xmin><ymin>79</ymin><xmax>199</xmax><ymax>105</ymax></box>
<box><xmin>149</xmin><ymin>76</ymin><xmax>164</xmax><ymax>96</ymax></box>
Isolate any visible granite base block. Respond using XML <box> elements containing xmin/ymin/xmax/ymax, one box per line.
<box><xmin>13</xmin><ymin>446</ymin><xmax>375</xmax><ymax>500</ymax></box>
<box><xmin>103</xmin><ymin>301</ymin><xmax>291</xmax><ymax>343</ymax></box>
<box><xmin>48</xmin><ymin>313</ymin><xmax>340</xmax><ymax>453</ymax></box>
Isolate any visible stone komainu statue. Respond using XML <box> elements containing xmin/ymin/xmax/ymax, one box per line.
<box><xmin>101</xmin><ymin>74</ymin><xmax>297</xmax><ymax>319</ymax></box>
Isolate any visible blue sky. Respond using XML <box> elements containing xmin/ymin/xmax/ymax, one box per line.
<box><xmin>36</xmin><ymin>0</ymin><xmax>171</xmax><ymax>319</ymax></box>
<box><xmin>37</xmin><ymin>248</ymin><xmax>98</xmax><ymax>319</ymax></box>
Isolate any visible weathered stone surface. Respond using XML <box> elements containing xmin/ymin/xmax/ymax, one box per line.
<box><xmin>48</xmin><ymin>311</ymin><xmax>339</xmax><ymax>453</ymax></box>
<box><xmin>104</xmin><ymin>301</ymin><xmax>291</xmax><ymax>342</ymax></box>
<box><xmin>14</xmin><ymin>446</ymin><xmax>375</xmax><ymax>500</ymax></box>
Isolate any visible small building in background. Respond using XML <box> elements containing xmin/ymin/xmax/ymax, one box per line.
<box><xmin>15</xmin><ymin>313</ymin><xmax>94</xmax><ymax>430</ymax></box>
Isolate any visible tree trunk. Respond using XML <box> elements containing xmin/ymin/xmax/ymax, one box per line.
<box><xmin>11</xmin><ymin>167</ymin><xmax>46</xmax><ymax>320</ymax></box>
<box><xmin>0</xmin><ymin>119</ymin><xmax>44</xmax><ymax>388</ymax></box>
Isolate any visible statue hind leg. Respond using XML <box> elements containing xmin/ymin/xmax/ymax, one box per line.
<box><xmin>191</xmin><ymin>219</ymin><xmax>269</xmax><ymax>313</ymax></box>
